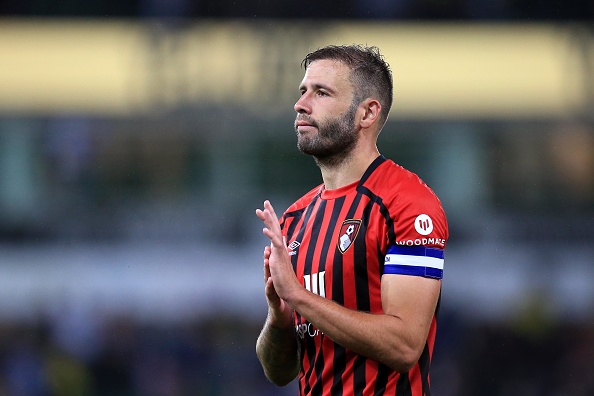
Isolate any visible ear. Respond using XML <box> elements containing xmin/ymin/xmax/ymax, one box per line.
<box><xmin>359</xmin><ymin>99</ymin><xmax>382</xmax><ymax>129</ymax></box>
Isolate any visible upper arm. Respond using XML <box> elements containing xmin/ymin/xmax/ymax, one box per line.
<box><xmin>378</xmin><ymin>243</ymin><xmax>445</xmax><ymax>354</ymax></box>
<box><xmin>378</xmin><ymin>173</ymin><xmax>448</xmax><ymax>347</ymax></box>
<box><xmin>380</xmin><ymin>274</ymin><xmax>441</xmax><ymax>351</ymax></box>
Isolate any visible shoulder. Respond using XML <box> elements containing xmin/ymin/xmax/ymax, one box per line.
<box><xmin>365</xmin><ymin>159</ymin><xmax>443</xmax><ymax>209</ymax></box>
<box><xmin>365</xmin><ymin>159</ymin><xmax>448</xmax><ymax>247</ymax></box>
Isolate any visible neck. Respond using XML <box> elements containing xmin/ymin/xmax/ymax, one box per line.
<box><xmin>317</xmin><ymin>143</ymin><xmax>380</xmax><ymax>190</ymax></box>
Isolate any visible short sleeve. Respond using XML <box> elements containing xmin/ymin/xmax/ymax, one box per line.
<box><xmin>382</xmin><ymin>172</ymin><xmax>448</xmax><ymax>279</ymax></box>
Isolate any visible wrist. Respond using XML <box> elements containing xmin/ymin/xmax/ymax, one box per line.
<box><xmin>267</xmin><ymin>309</ymin><xmax>293</xmax><ymax>329</ymax></box>
<box><xmin>283</xmin><ymin>285</ymin><xmax>310</xmax><ymax>314</ymax></box>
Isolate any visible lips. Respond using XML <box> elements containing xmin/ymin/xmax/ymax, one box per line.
<box><xmin>295</xmin><ymin>116</ymin><xmax>317</xmax><ymax>130</ymax></box>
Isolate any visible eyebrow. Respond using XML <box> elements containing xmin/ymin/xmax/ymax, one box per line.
<box><xmin>299</xmin><ymin>82</ymin><xmax>336</xmax><ymax>94</ymax></box>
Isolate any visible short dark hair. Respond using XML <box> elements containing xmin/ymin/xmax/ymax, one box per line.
<box><xmin>302</xmin><ymin>44</ymin><xmax>394</xmax><ymax>128</ymax></box>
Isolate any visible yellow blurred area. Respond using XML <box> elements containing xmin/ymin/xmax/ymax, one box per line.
<box><xmin>0</xmin><ymin>19</ymin><xmax>591</xmax><ymax>118</ymax></box>
<box><xmin>0</xmin><ymin>20</ymin><xmax>147</xmax><ymax>114</ymax></box>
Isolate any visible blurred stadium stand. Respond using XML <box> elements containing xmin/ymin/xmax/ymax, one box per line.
<box><xmin>0</xmin><ymin>8</ymin><xmax>593</xmax><ymax>396</ymax></box>
<box><xmin>0</xmin><ymin>0</ymin><xmax>592</xmax><ymax>19</ymax></box>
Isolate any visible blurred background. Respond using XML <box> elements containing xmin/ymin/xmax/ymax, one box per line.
<box><xmin>0</xmin><ymin>1</ymin><xmax>593</xmax><ymax>395</ymax></box>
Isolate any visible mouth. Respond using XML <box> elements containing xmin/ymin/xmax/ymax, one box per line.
<box><xmin>295</xmin><ymin>117</ymin><xmax>317</xmax><ymax>132</ymax></box>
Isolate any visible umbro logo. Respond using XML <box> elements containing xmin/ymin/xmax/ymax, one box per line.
<box><xmin>287</xmin><ymin>240</ymin><xmax>301</xmax><ymax>256</ymax></box>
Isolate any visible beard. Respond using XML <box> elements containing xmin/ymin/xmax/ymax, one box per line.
<box><xmin>294</xmin><ymin>101</ymin><xmax>358</xmax><ymax>167</ymax></box>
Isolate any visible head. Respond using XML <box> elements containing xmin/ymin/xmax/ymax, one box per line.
<box><xmin>301</xmin><ymin>45</ymin><xmax>393</xmax><ymax>129</ymax></box>
<box><xmin>294</xmin><ymin>45</ymin><xmax>393</xmax><ymax>167</ymax></box>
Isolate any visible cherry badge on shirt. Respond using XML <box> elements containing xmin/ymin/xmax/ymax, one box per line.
<box><xmin>337</xmin><ymin>219</ymin><xmax>362</xmax><ymax>253</ymax></box>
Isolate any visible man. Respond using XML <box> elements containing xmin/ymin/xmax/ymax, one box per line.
<box><xmin>255</xmin><ymin>45</ymin><xmax>448</xmax><ymax>396</ymax></box>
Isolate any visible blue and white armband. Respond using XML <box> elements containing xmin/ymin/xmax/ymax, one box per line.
<box><xmin>383</xmin><ymin>245</ymin><xmax>444</xmax><ymax>279</ymax></box>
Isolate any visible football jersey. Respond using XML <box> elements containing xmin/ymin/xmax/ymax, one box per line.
<box><xmin>279</xmin><ymin>155</ymin><xmax>448</xmax><ymax>396</ymax></box>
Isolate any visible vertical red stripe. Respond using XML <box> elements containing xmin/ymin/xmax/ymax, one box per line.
<box><xmin>321</xmin><ymin>337</ymin><xmax>334</xmax><ymax>396</ymax></box>
<box><xmin>410</xmin><ymin>364</ymin><xmax>423</xmax><ymax>396</ymax></box>
<box><xmin>384</xmin><ymin>372</ymin><xmax>398</xmax><ymax>394</ymax></box>
<box><xmin>341</xmin><ymin>350</ymin><xmax>356</xmax><ymax>395</ymax></box>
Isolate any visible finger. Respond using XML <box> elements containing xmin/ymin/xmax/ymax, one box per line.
<box><xmin>255</xmin><ymin>208</ymin><xmax>266</xmax><ymax>222</ymax></box>
<box><xmin>264</xmin><ymin>200</ymin><xmax>277</xmax><ymax>217</ymax></box>
<box><xmin>256</xmin><ymin>208</ymin><xmax>275</xmax><ymax>228</ymax></box>
<box><xmin>265</xmin><ymin>276</ymin><xmax>281</xmax><ymax>306</ymax></box>
<box><xmin>263</xmin><ymin>247</ymin><xmax>272</xmax><ymax>281</ymax></box>
<box><xmin>257</xmin><ymin>201</ymin><xmax>286</xmax><ymax>248</ymax></box>
<box><xmin>257</xmin><ymin>201</ymin><xmax>275</xmax><ymax>224</ymax></box>
<box><xmin>263</xmin><ymin>201</ymin><xmax>282</xmax><ymax>229</ymax></box>
<box><xmin>256</xmin><ymin>208</ymin><xmax>278</xmax><ymax>239</ymax></box>
<box><xmin>263</xmin><ymin>228</ymin><xmax>286</xmax><ymax>250</ymax></box>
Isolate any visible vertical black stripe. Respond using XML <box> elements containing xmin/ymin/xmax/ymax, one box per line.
<box><xmin>283</xmin><ymin>208</ymin><xmax>304</xmax><ymax>323</ymax></box>
<box><xmin>283</xmin><ymin>208</ymin><xmax>306</xmax><ymax>277</ymax></box>
<box><xmin>368</xmin><ymin>193</ymin><xmax>394</xmax><ymax>395</ymax></box>
<box><xmin>395</xmin><ymin>371</ymin><xmax>412</xmax><ymax>396</ymax></box>
<box><xmin>302</xmin><ymin>197</ymin><xmax>326</xmax><ymax>396</ymax></box>
<box><xmin>377</xmin><ymin>244</ymin><xmax>385</xmax><ymax>280</ymax></box>
<box><xmin>373</xmin><ymin>363</ymin><xmax>391</xmax><ymax>395</ymax></box>
<box><xmin>301</xmin><ymin>333</ymin><xmax>318</xmax><ymax>395</ymax></box>
<box><xmin>286</xmin><ymin>197</ymin><xmax>320</xmax><ymax>395</ymax></box>
<box><xmin>308</xmin><ymin>344</ymin><xmax>324</xmax><ymax>396</ymax></box>
<box><xmin>353</xmin><ymin>355</ymin><xmax>367</xmax><ymax>396</ymax></box>
<box><xmin>353</xmin><ymin>184</ymin><xmax>402</xmax><ymax>396</ymax></box>
<box><xmin>332</xmin><ymin>193</ymin><xmax>368</xmax><ymax>396</ymax></box>
<box><xmin>380</xmin><ymin>201</ymin><xmax>396</xmax><ymax>246</ymax></box>
<box><xmin>352</xmin><ymin>200</ymin><xmax>371</xmax><ymax>396</ymax></box>
<box><xmin>291</xmin><ymin>195</ymin><xmax>320</xmax><ymax>272</ymax></box>
<box><xmin>355</xmin><ymin>187</ymin><xmax>392</xmax><ymax>301</ymax></box>
<box><xmin>282</xmin><ymin>208</ymin><xmax>305</xmax><ymax>240</ymax></box>
<box><xmin>331</xmin><ymin>231</ymin><xmax>346</xmax><ymax>396</ymax></box>
<box><xmin>354</xmin><ymin>198</ymin><xmax>375</xmax><ymax>312</ymax></box>
<box><xmin>358</xmin><ymin>186</ymin><xmax>395</xmax><ymax>246</ymax></box>
<box><xmin>331</xmin><ymin>215</ymin><xmax>346</xmax><ymax>305</ymax></box>
<box><xmin>419</xmin><ymin>343</ymin><xmax>432</xmax><ymax>396</ymax></box>
<box><xmin>303</xmin><ymin>199</ymin><xmax>327</xmax><ymax>277</ymax></box>
<box><xmin>356</xmin><ymin>155</ymin><xmax>386</xmax><ymax>189</ymax></box>
<box><xmin>301</xmin><ymin>202</ymin><xmax>326</xmax><ymax>396</ymax></box>
<box><xmin>318</xmin><ymin>197</ymin><xmax>345</xmax><ymax>274</ymax></box>
<box><xmin>307</xmin><ymin>197</ymin><xmax>346</xmax><ymax>396</ymax></box>
<box><xmin>330</xmin><ymin>344</ymin><xmax>345</xmax><ymax>395</ymax></box>
<box><xmin>330</xmin><ymin>192</ymin><xmax>360</xmax><ymax>394</ymax></box>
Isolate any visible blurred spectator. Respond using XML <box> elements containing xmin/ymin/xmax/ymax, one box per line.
<box><xmin>547</xmin><ymin>122</ymin><xmax>594</xmax><ymax>211</ymax></box>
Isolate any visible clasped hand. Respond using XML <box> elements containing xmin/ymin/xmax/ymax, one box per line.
<box><xmin>256</xmin><ymin>200</ymin><xmax>303</xmax><ymax>308</ymax></box>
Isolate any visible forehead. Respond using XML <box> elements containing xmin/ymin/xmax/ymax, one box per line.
<box><xmin>300</xmin><ymin>59</ymin><xmax>353</xmax><ymax>92</ymax></box>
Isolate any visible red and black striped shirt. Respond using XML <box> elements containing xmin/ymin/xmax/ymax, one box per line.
<box><xmin>280</xmin><ymin>155</ymin><xmax>448</xmax><ymax>396</ymax></box>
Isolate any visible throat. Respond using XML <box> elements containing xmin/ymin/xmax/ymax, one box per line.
<box><xmin>313</xmin><ymin>150</ymin><xmax>351</xmax><ymax>170</ymax></box>
<box><xmin>318</xmin><ymin>160</ymin><xmax>359</xmax><ymax>191</ymax></box>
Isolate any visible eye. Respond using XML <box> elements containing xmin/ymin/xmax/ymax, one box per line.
<box><xmin>316</xmin><ymin>90</ymin><xmax>329</xmax><ymax>97</ymax></box>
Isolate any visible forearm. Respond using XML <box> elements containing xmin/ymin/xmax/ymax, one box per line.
<box><xmin>256</xmin><ymin>316</ymin><xmax>300</xmax><ymax>386</ymax></box>
<box><xmin>288</xmin><ymin>290</ymin><xmax>424</xmax><ymax>372</ymax></box>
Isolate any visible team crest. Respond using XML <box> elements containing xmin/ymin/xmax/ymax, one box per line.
<box><xmin>337</xmin><ymin>219</ymin><xmax>362</xmax><ymax>253</ymax></box>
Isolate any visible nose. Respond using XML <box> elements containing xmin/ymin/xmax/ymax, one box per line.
<box><xmin>294</xmin><ymin>93</ymin><xmax>311</xmax><ymax>114</ymax></box>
